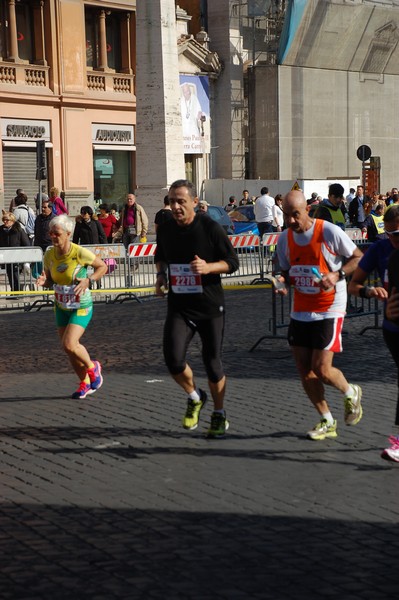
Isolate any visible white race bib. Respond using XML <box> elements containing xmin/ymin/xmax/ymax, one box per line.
<box><xmin>170</xmin><ymin>264</ymin><xmax>203</xmax><ymax>294</ymax></box>
<box><xmin>289</xmin><ymin>264</ymin><xmax>321</xmax><ymax>294</ymax></box>
<box><xmin>54</xmin><ymin>284</ymin><xmax>81</xmax><ymax>309</ymax></box>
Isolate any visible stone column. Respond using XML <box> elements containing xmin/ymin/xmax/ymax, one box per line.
<box><xmin>207</xmin><ymin>0</ymin><xmax>245</xmax><ymax>179</ymax></box>
<box><xmin>98</xmin><ymin>10</ymin><xmax>108</xmax><ymax>71</ymax></box>
<box><xmin>32</xmin><ymin>1</ymin><xmax>47</xmax><ymax>66</ymax></box>
<box><xmin>135</xmin><ymin>0</ymin><xmax>185</xmax><ymax>228</ymax></box>
<box><xmin>8</xmin><ymin>0</ymin><xmax>19</xmax><ymax>62</ymax></box>
<box><xmin>121</xmin><ymin>13</ymin><xmax>132</xmax><ymax>74</ymax></box>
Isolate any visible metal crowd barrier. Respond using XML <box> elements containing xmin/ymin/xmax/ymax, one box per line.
<box><xmin>0</xmin><ymin>230</ymin><xmax>384</xmax><ymax>314</ymax></box>
<box><xmin>224</xmin><ymin>234</ymin><xmax>262</xmax><ymax>283</ymax></box>
<box><xmin>250</xmin><ymin>268</ymin><xmax>382</xmax><ymax>351</ymax></box>
<box><xmin>260</xmin><ymin>232</ymin><xmax>281</xmax><ymax>280</ymax></box>
<box><xmin>0</xmin><ymin>246</ymin><xmax>52</xmax><ymax>311</ymax></box>
<box><xmin>81</xmin><ymin>243</ymin><xmax>143</xmax><ymax>304</ymax></box>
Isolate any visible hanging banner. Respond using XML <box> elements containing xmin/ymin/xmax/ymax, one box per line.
<box><xmin>179</xmin><ymin>75</ymin><xmax>210</xmax><ymax>154</ymax></box>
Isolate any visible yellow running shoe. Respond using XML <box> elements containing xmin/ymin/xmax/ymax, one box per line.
<box><xmin>206</xmin><ymin>411</ymin><xmax>230</xmax><ymax>439</ymax></box>
<box><xmin>182</xmin><ymin>390</ymin><xmax>207</xmax><ymax>430</ymax></box>
<box><xmin>307</xmin><ymin>419</ymin><xmax>338</xmax><ymax>440</ymax></box>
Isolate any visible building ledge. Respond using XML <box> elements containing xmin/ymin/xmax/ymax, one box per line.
<box><xmin>86</xmin><ymin>70</ymin><xmax>135</xmax><ymax>95</ymax></box>
<box><xmin>0</xmin><ymin>62</ymin><xmax>50</xmax><ymax>88</ymax></box>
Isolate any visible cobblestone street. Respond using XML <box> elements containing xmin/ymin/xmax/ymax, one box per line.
<box><xmin>0</xmin><ymin>288</ymin><xmax>398</xmax><ymax>599</ymax></box>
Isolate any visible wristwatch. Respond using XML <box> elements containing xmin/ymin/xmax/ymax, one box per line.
<box><xmin>338</xmin><ymin>269</ymin><xmax>346</xmax><ymax>281</ymax></box>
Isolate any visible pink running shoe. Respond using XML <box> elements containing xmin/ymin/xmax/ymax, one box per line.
<box><xmin>87</xmin><ymin>360</ymin><xmax>103</xmax><ymax>391</ymax></box>
<box><xmin>72</xmin><ymin>380</ymin><xmax>94</xmax><ymax>399</ymax></box>
<box><xmin>381</xmin><ymin>435</ymin><xmax>399</xmax><ymax>463</ymax></box>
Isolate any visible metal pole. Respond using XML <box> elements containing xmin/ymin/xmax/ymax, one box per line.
<box><xmin>362</xmin><ymin>159</ymin><xmax>366</xmax><ymax>194</ymax></box>
<box><xmin>252</xmin><ymin>17</ymin><xmax>256</xmax><ymax>67</ymax></box>
<box><xmin>38</xmin><ymin>182</ymin><xmax>42</xmax><ymax>214</ymax></box>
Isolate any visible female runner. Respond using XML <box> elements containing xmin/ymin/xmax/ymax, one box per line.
<box><xmin>37</xmin><ymin>214</ymin><xmax>107</xmax><ymax>398</ymax></box>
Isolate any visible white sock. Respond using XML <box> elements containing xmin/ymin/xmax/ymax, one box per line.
<box><xmin>343</xmin><ymin>385</ymin><xmax>353</xmax><ymax>397</ymax></box>
<box><xmin>188</xmin><ymin>389</ymin><xmax>201</xmax><ymax>402</ymax></box>
<box><xmin>321</xmin><ymin>411</ymin><xmax>334</xmax><ymax>425</ymax></box>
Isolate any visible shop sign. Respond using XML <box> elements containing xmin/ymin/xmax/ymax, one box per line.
<box><xmin>1</xmin><ymin>118</ymin><xmax>50</xmax><ymax>141</ymax></box>
<box><xmin>92</xmin><ymin>124</ymin><xmax>134</xmax><ymax>145</ymax></box>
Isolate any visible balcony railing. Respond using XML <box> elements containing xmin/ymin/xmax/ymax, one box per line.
<box><xmin>0</xmin><ymin>62</ymin><xmax>134</xmax><ymax>96</ymax></box>
<box><xmin>0</xmin><ymin>62</ymin><xmax>49</xmax><ymax>87</ymax></box>
<box><xmin>87</xmin><ymin>70</ymin><xmax>134</xmax><ymax>95</ymax></box>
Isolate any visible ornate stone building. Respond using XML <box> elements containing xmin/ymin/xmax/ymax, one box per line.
<box><xmin>0</xmin><ymin>0</ymin><xmax>220</xmax><ymax>220</ymax></box>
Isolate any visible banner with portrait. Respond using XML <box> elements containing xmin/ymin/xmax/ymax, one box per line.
<box><xmin>179</xmin><ymin>75</ymin><xmax>210</xmax><ymax>154</ymax></box>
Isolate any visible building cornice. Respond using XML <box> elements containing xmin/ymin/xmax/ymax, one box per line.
<box><xmin>178</xmin><ymin>36</ymin><xmax>222</xmax><ymax>77</ymax></box>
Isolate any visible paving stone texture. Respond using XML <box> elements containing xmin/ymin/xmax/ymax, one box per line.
<box><xmin>0</xmin><ymin>288</ymin><xmax>398</xmax><ymax>599</ymax></box>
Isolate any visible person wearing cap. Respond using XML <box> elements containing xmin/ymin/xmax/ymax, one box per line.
<box><xmin>198</xmin><ymin>200</ymin><xmax>209</xmax><ymax>213</ymax></box>
<box><xmin>225</xmin><ymin>196</ymin><xmax>237</xmax><ymax>213</ymax></box>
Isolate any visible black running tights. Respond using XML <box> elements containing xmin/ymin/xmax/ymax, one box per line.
<box><xmin>163</xmin><ymin>312</ymin><xmax>225</xmax><ymax>384</ymax></box>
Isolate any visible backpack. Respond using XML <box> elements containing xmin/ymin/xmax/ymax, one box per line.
<box><xmin>19</xmin><ymin>205</ymin><xmax>36</xmax><ymax>236</ymax></box>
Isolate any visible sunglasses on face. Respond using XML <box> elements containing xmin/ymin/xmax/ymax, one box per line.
<box><xmin>385</xmin><ymin>230</ymin><xmax>399</xmax><ymax>237</ymax></box>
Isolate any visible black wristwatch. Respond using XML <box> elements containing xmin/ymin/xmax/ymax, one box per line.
<box><xmin>338</xmin><ymin>269</ymin><xmax>346</xmax><ymax>281</ymax></box>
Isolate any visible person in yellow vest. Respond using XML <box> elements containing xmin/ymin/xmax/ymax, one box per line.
<box><xmin>313</xmin><ymin>183</ymin><xmax>347</xmax><ymax>230</ymax></box>
<box><xmin>363</xmin><ymin>202</ymin><xmax>386</xmax><ymax>242</ymax></box>
<box><xmin>274</xmin><ymin>190</ymin><xmax>363</xmax><ymax>441</ymax></box>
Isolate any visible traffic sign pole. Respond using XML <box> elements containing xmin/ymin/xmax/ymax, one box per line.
<box><xmin>356</xmin><ymin>145</ymin><xmax>372</xmax><ymax>194</ymax></box>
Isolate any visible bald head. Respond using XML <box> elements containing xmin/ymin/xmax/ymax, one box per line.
<box><xmin>283</xmin><ymin>190</ymin><xmax>307</xmax><ymax>211</ymax></box>
<box><xmin>282</xmin><ymin>190</ymin><xmax>313</xmax><ymax>233</ymax></box>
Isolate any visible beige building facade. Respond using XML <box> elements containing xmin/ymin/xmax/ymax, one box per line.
<box><xmin>0</xmin><ymin>0</ymin><xmax>136</xmax><ymax>214</ymax></box>
<box><xmin>0</xmin><ymin>0</ymin><xmax>221</xmax><ymax>222</ymax></box>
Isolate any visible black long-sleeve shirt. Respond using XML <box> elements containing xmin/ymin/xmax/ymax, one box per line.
<box><xmin>72</xmin><ymin>218</ymin><xmax>107</xmax><ymax>245</ymax></box>
<box><xmin>155</xmin><ymin>214</ymin><xmax>239</xmax><ymax>320</ymax></box>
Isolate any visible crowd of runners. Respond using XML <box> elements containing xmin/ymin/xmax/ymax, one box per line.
<box><xmin>32</xmin><ymin>179</ymin><xmax>399</xmax><ymax>460</ymax></box>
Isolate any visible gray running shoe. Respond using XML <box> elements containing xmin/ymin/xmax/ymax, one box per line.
<box><xmin>344</xmin><ymin>384</ymin><xmax>363</xmax><ymax>425</ymax></box>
